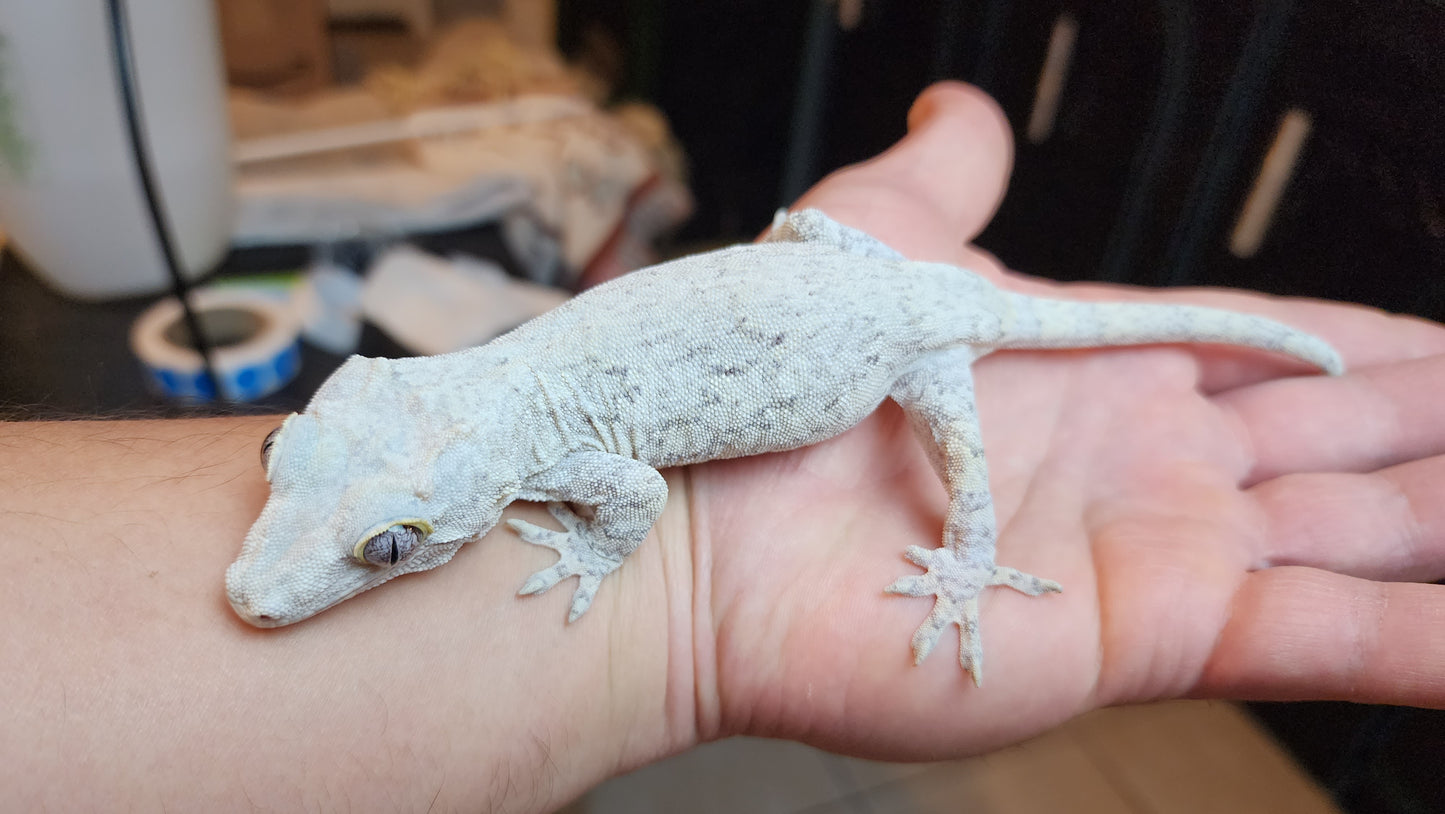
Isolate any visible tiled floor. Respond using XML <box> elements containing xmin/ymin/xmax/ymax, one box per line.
<box><xmin>561</xmin><ymin>700</ymin><xmax>1341</xmax><ymax>814</ymax></box>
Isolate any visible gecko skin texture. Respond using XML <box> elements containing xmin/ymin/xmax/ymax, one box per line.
<box><xmin>227</xmin><ymin>209</ymin><xmax>1343</xmax><ymax>684</ymax></box>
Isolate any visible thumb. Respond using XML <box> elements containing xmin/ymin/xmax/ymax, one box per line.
<box><xmin>792</xmin><ymin>81</ymin><xmax>1014</xmax><ymax>265</ymax></box>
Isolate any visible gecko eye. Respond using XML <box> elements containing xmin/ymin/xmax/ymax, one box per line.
<box><xmin>260</xmin><ymin>426</ymin><xmax>282</xmax><ymax>470</ymax></box>
<box><xmin>355</xmin><ymin>524</ymin><xmax>426</xmax><ymax>567</ymax></box>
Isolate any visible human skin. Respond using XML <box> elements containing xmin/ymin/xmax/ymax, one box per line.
<box><xmin>4</xmin><ymin>82</ymin><xmax>1445</xmax><ymax>811</ymax></box>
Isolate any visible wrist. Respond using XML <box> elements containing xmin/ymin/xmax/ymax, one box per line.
<box><xmin>0</xmin><ymin>417</ymin><xmax>692</xmax><ymax>812</ymax></box>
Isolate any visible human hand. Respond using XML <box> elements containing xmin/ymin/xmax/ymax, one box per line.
<box><xmin>689</xmin><ymin>82</ymin><xmax>1445</xmax><ymax>760</ymax></box>
<box><xmin>7</xmin><ymin>81</ymin><xmax>1442</xmax><ymax>814</ymax></box>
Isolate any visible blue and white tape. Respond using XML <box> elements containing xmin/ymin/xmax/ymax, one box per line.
<box><xmin>130</xmin><ymin>287</ymin><xmax>301</xmax><ymax>402</ymax></box>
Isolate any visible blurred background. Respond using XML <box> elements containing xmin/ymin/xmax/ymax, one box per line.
<box><xmin>0</xmin><ymin>1</ymin><xmax>1439</xmax><ymax>811</ymax></box>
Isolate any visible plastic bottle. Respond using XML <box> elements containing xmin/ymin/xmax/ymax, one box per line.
<box><xmin>0</xmin><ymin>1</ymin><xmax>233</xmax><ymax>300</ymax></box>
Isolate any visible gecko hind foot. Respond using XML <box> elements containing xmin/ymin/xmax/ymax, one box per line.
<box><xmin>508</xmin><ymin>503</ymin><xmax>622</xmax><ymax>623</ymax></box>
<box><xmin>885</xmin><ymin>545</ymin><xmax>1061</xmax><ymax>685</ymax></box>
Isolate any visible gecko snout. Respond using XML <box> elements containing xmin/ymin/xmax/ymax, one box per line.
<box><xmin>227</xmin><ymin>589</ymin><xmax>289</xmax><ymax>627</ymax></box>
<box><xmin>225</xmin><ymin>565</ymin><xmax>292</xmax><ymax>628</ymax></box>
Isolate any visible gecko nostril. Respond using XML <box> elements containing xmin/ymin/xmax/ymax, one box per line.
<box><xmin>244</xmin><ymin>609</ymin><xmax>291</xmax><ymax>628</ymax></box>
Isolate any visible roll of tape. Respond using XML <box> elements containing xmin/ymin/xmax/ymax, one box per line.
<box><xmin>130</xmin><ymin>287</ymin><xmax>301</xmax><ymax>402</ymax></box>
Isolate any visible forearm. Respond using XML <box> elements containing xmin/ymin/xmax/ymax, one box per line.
<box><xmin>0</xmin><ymin>417</ymin><xmax>696</xmax><ymax>811</ymax></box>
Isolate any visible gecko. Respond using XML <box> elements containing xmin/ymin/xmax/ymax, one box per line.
<box><xmin>226</xmin><ymin>209</ymin><xmax>1343</xmax><ymax>684</ymax></box>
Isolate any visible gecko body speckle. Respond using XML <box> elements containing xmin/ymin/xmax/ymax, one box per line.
<box><xmin>227</xmin><ymin>209</ymin><xmax>1342</xmax><ymax>683</ymax></box>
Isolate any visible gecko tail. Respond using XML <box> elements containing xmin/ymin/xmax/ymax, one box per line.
<box><xmin>994</xmin><ymin>293</ymin><xmax>1344</xmax><ymax>375</ymax></box>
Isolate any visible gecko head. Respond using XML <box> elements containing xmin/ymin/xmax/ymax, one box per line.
<box><xmin>226</xmin><ymin>358</ymin><xmax>501</xmax><ymax>627</ymax></box>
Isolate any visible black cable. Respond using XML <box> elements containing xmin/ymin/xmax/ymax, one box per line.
<box><xmin>779</xmin><ymin>0</ymin><xmax>838</xmax><ymax>208</ymax></box>
<box><xmin>930</xmin><ymin>0</ymin><xmax>968</xmax><ymax>82</ymax></box>
<box><xmin>105</xmin><ymin>0</ymin><xmax>224</xmax><ymax>400</ymax></box>
<box><xmin>1097</xmin><ymin>0</ymin><xmax>1195</xmax><ymax>283</ymax></box>
<box><xmin>1162</xmin><ymin>0</ymin><xmax>1294</xmax><ymax>286</ymax></box>
<box><xmin>972</xmin><ymin>0</ymin><xmax>1013</xmax><ymax>94</ymax></box>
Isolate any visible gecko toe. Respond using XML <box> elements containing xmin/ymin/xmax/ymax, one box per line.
<box><xmin>508</xmin><ymin>518</ymin><xmax>569</xmax><ymax>550</ymax></box>
<box><xmin>890</xmin><ymin>546</ymin><xmax>1058</xmax><ymax>683</ymax></box>
<box><xmin>567</xmin><ymin>574</ymin><xmax>605</xmax><ymax>623</ymax></box>
<box><xmin>989</xmin><ymin>566</ymin><xmax>1063</xmax><ymax>595</ymax></box>
<box><xmin>907</xmin><ymin>592</ymin><xmax>984</xmax><ymax>682</ymax></box>
<box><xmin>518</xmin><ymin>562</ymin><xmax>568</xmax><ymax>595</ymax></box>
<box><xmin>545</xmin><ymin>501</ymin><xmax>584</xmax><ymax>530</ymax></box>
<box><xmin>909</xmin><ymin>606</ymin><xmax>950</xmax><ymax>664</ymax></box>
<box><xmin>988</xmin><ymin>563</ymin><xmax>1057</xmax><ymax>595</ymax></box>
<box><xmin>958</xmin><ymin>597</ymin><xmax>983</xmax><ymax>686</ymax></box>
<box><xmin>901</xmin><ymin>545</ymin><xmax>936</xmax><ymax>568</ymax></box>
<box><xmin>511</xmin><ymin>516</ymin><xmax>623</xmax><ymax>622</ymax></box>
<box><xmin>885</xmin><ymin>574</ymin><xmax>936</xmax><ymax>596</ymax></box>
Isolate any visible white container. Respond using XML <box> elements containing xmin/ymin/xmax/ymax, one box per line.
<box><xmin>0</xmin><ymin>1</ymin><xmax>233</xmax><ymax>300</ymax></box>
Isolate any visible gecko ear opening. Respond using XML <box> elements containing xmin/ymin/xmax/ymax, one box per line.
<box><xmin>260</xmin><ymin>426</ymin><xmax>282</xmax><ymax>471</ymax></box>
<box><xmin>259</xmin><ymin>413</ymin><xmax>300</xmax><ymax>482</ymax></box>
<box><xmin>352</xmin><ymin>521</ymin><xmax>433</xmax><ymax>567</ymax></box>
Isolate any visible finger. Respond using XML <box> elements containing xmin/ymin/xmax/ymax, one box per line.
<box><xmin>1222</xmin><ymin>354</ymin><xmax>1445</xmax><ymax>482</ymax></box>
<box><xmin>793</xmin><ymin>81</ymin><xmax>1014</xmax><ymax>267</ymax></box>
<box><xmin>1196</xmin><ymin>567</ymin><xmax>1444</xmax><ymax>708</ymax></box>
<box><xmin>1251</xmin><ymin>455</ymin><xmax>1445</xmax><ymax>582</ymax></box>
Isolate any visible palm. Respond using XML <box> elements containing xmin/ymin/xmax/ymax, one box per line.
<box><xmin>690</xmin><ymin>83</ymin><xmax>1445</xmax><ymax>755</ymax></box>
<box><xmin>700</xmin><ymin>344</ymin><xmax>1246</xmax><ymax>754</ymax></box>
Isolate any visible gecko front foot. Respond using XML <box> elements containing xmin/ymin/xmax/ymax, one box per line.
<box><xmin>886</xmin><ymin>545</ymin><xmax>1061</xmax><ymax>685</ymax></box>
<box><xmin>508</xmin><ymin>502</ymin><xmax>623</xmax><ymax>622</ymax></box>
